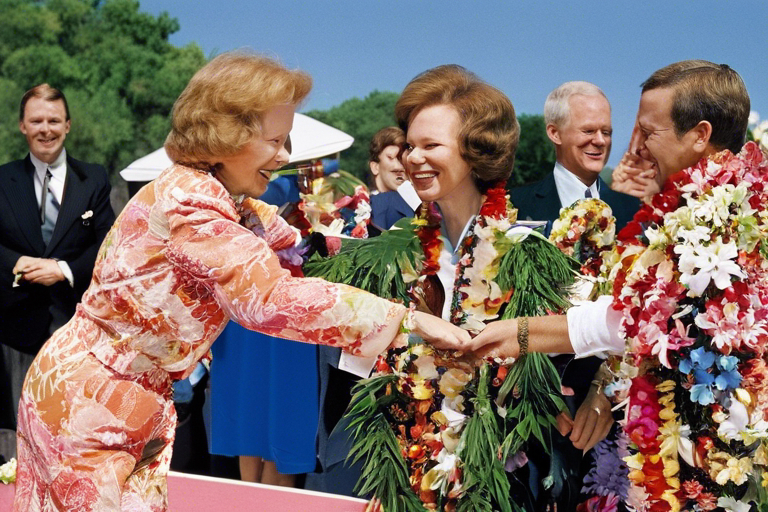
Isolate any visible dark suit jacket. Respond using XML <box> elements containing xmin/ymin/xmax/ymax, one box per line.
<box><xmin>509</xmin><ymin>171</ymin><xmax>640</xmax><ymax>235</ymax></box>
<box><xmin>0</xmin><ymin>154</ymin><xmax>115</xmax><ymax>353</ymax></box>
<box><xmin>509</xmin><ymin>171</ymin><xmax>640</xmax><ymax>401</ymax></box>
<box><xmin>370</xmin><ymin>190</ymin><xmax>414</xmax><ymax>230</ymax></box>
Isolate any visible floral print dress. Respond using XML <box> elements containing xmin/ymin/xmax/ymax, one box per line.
<box><xmin>13</xmin><ymin>165</ymin><xmax>404</xmax><ymax>511</ymax></box>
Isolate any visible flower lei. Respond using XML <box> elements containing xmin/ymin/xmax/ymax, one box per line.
<box><xmin>605</xmin><ymin>142</ymin><xmax>768</xmax><ymax>512</ymax></box>
<box><xmin>550</xmin><ymin>198</ymin><xmax>616</xmax><ymax>282</ymax></box>
<box><xmin>548</xmin><ymin>199</ymin><xmax>632</xmax><ymax>511</ymax></box>
<box><xmin>366</xmin><ymin>182</ymin><xmax>566</xmax><ymax>511</ymax></box>
<box><xmin>297</xmin><ymin>169</ymin><xmax>372</xmax><ymax>239</ymax></box>
<box><xmin>381</xmin><ymin>182</ymin><xmax>518</xmax><ymax>508</ymax></box>
<box><xmin>411</xmin><ymin>183</ymin><xmax>516</xmax><ymax>332</ymax></box>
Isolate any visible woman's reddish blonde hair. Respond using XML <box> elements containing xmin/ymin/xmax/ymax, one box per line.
<box><xmin>165</xmin><ymin>51</ymin><xmax>311</xmax><ymax>169</ymax></box>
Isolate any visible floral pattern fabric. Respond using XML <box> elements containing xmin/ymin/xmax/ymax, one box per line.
<box><xmin>13</xmin><ymin>165</ymin><xmax>404</xmax><ymax>511</ymax></box>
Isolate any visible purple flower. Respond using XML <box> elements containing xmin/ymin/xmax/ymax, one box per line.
<box><xmin>277</xmin><ymin>244</ymin><xmax>307</xmax><ymax>268</ymax></box>
<box><xmin>581</xmin><ymin>430</ymin><xmax>629</xmax><ymax>499</ymax></box>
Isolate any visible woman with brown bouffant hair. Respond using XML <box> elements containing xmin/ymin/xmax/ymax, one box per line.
<box><xmin>396</xmin><ymin>64</ymin><xmax>519</xmax><ymax>257</ymax></box>
<box><xmin>12</xmin><ymin>52</ymin><xmax>470</xmax><ymax>511</ymax></box>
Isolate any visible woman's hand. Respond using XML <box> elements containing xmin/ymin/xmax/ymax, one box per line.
<box><xmin>411</xmin><ymin>311</ymin><xmax>472</xmax><ymax>351</ymax></box>
<box><xmin>364</xmin><ymin>497</ymin><xmax>383</xmax><ymax>512</ymax></box>
<box><xmin>569</xmin><ymin>384</ymin><xmax>613</xmax><ymax>452</ymax></box>
<box><xmin>466</xmin><ymin>319</ymin><xmax>519</xmax><ymax>359</ymax></box>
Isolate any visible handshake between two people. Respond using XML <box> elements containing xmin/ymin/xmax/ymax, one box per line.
<box><xmin>411</xmin><ymin>312</ymin><xmax>573</xmax><ymax>361</ymax></box>
<box><xmin>404</xmin><ymin>311</ymin><xmax>612</xmax><ymax>452</ymax></box>
<box><xmin>406</xmin><ymin>311</ymin><xmax>526</xmax><ymax>360</ymax></box>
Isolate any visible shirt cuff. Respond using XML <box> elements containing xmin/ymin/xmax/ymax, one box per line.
<box><xmin>56</xmin><ymin>260</ymin><xmax>74</xmax><ymax>287</ymax></box>
<box><xmin>566</xmin><ymin>295</ymin><xmax>624</xmax><ymax>358</ymax></box>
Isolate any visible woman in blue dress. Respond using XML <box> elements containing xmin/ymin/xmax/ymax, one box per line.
<box><xmin>209</xmin><ymin>167</ymin><xmax>319</xmax><ymax>487</ymax></box>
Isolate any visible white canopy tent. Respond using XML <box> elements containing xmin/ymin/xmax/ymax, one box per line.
<box><xmin>119</xmin><ymin>113</ymin><xmax>354</xmax><ymax>182</ymax></box>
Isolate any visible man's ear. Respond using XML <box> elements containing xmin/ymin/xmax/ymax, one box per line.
<box><xmin>19</xmin><ymin>120</ymin><xmax>26</xmax><ymax>135</ymax></box>
<box><xmin>546</xmin><ymin>123</ymin><xmax>561</xmax><ymax>145</ymax></box>
<box><xmin>691</xmin><ymin>120</ymin><xmax>713</xmax><ymax>152</ymax></box>
<box><xmin>369</xmin><ymin>160</ymin><xmax>379</xmax><ymax>177</ymax></box>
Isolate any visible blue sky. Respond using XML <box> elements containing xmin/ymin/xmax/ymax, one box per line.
<box><xmin>139</xmin><ymin>0</ymin><xmax>768</xmax><ymax>167</ymax></box>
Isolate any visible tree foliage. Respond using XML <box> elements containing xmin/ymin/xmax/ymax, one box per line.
<box><xmin>0</xmin><ymin>0</ymin><xmax>206</xmax><ymax>178</ymax></box>
<box><xmin>306</xmin><ymin>92</ymin><xmax>554</xmax><ymax>188</ymax></box>
<box><xmin>305</xmin><ymin>90</ymin><xmax>399</xmax><ymax>184</ymax></box>
<box><xmin>511</xmin><ymin>114</ymin><xmax>556</xmax><ymax>187</ymax></box>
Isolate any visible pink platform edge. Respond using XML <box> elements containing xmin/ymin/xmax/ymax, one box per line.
<box><xmin>0</xmin><ymin>471</ymin><xmax>368</xmax><ymax>511</ymax></box>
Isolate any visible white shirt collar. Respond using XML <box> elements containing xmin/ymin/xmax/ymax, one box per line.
<box><xmin>30</xmin><ymin>149</ymin><xmax>67</xmax><ymax>203</ymax></box>
<box><xmin>30</xmin><ymin>149</ymin><xmax>67</xmax><ymax>181</ymax></box>
<box><xmin>552</xmin><ymin>161</ymin><xmax>599</xmax><ymax>209</ymax></box>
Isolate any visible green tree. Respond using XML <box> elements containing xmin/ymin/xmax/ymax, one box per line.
<box><xmin>510</xmin><ymin>114</ymin><xmax>555</xmax><ymax>188</ymax></box>
<box><xmin>305</xmin><ymin>90</ymin><xmax>400</xmax><ymax>183</ymax></box>
<box><xmin>0</xmin><ymin>0</ymin><xmax>206</xmax><ymax>179</ymax></box>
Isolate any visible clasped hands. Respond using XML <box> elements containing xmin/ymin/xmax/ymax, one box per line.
<box><xmin>610</xmin><ymin>124</ymin><xmax>661</xmax><ymax>199</ymax></box>
<box><xmin>411</xmin><ymin>313</ymin><xmax>522</xmax><ymax>357</ymax></box>
<box><xmin>13</xmin><ymin>255</ymin><xmax>65</xmax><ymax>287</ymax></box>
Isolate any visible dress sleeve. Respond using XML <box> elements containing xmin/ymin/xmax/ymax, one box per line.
<box><xmin>162</xmin><ymin>182</ymin><xmax>405</xmax><ymax>357</ymax></box>
<box><xmin>566</xmin><ymin>295</ymin><xmax>624</xmax><ymax>358</ymax></box>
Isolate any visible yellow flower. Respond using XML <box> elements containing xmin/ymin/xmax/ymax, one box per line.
<box><xmin>662</xmin><ymin>457</ymin><xmax>679</xmax><ymax>478</ymax></box>
<box><xmin>439</xmin><ymin>368</ymin><xmax>473</xmax><ymax>398</ymax></box>
<box><xmin>661</xmin><ymin>490</ymin><xmax>681</xmax><ymax>512</ymax></box>
<box><xmin>656</xmin><ymin>380</ymin><xmax>676</xmax><ymax>393</ymax></box>
<box><xmin>624</xmin><ymin>453</ymin><xmax>645</xmax><ymax>470</ymax></box>
<box><xmin>713</xmin><ymin>454</ymin><xmax>752</xmax><ymax>486</ymax></box>
<box><xmin>659</xmin><ymin>407</ymin><xmax>677</xmax><ymax>421</ymax></box>
<box><xmin>410</xmin><ymin>380</ymin><xmax>434</xmax><ymax>400</ymax></box>
<box><xmin>734</xmin><ymin>388</ymin><xmax>752</xmax><ymax>406</ymax></box>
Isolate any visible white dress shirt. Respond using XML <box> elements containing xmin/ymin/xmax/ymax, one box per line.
<box><xmin>29</xmin><ymin>150</ymin><xmax>74</xmax><ymax>286</ymax></box>
<box><xmin>30</xmin><ymin>150</ymin><xmax>66</xmax><ymax>207</ymax></box>
<box><xmin>553</xmin><ymin>162</ymin><xmax>600</xmax><ymax>209</ymax></box>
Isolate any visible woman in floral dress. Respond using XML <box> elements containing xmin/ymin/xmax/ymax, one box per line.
<box><xmin>12</xmin><ymin>52</ymin><xmax>470</xmax><ymax>511</ymax></box>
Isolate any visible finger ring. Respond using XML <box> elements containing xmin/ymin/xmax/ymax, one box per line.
<box><xmin>593</xmin><ymin>406</ymin><xmax>601</xmax><ymax>415</ymax></box>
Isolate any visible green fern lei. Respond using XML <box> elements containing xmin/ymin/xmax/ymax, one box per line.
<box><xmin>496</xmin><ymin>234</ymin><xmax>577</xmax><ymax>460</ymax></box>
<box><xmin>303</xmin><ymin>217</ymin><xmax>420</xmax><ymax>302</ymax></box>
<box><xmin>497</xmin><ymin>231</ymin><xmax>578</xmax><ymax>317</ymax></box>
<box><xmin>456</xmin><ymin>364</ymin><xmax>517</xmax><ymax>512</ymax></box>
<box><xmin>306</xmin><ymin>222</ymin><xmax>579</xmax><ymax>511</ymax></box>
<box><xmin>346</xmin><ymin>374</ymin><xmax>425</xmax><ymax>511</ymax></box>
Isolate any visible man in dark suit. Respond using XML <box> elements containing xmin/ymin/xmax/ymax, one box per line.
<box><xmin>0</xmin><ymin>84</ymin><xmax>115</xmax><ymax>431</ymax></box>
<box><xmin>509</xmin><ymin>81</ymin><xmax>640</xmax><ymax>509</ymax></box>
<box><xmin>369</xmin><ymin>126</ymin><xmax>419</xmax><ymax>230</ymax></box>
<box><xmin>510</xmin><ymin>81</ymin><xmax>639</xmax><ymax>234</ymax></box>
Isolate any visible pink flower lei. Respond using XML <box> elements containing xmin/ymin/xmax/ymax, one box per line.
<box><xmin>607</xmin><ymin>142</ymin><xmax>768</xmax><ymax>511</ymax></box>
